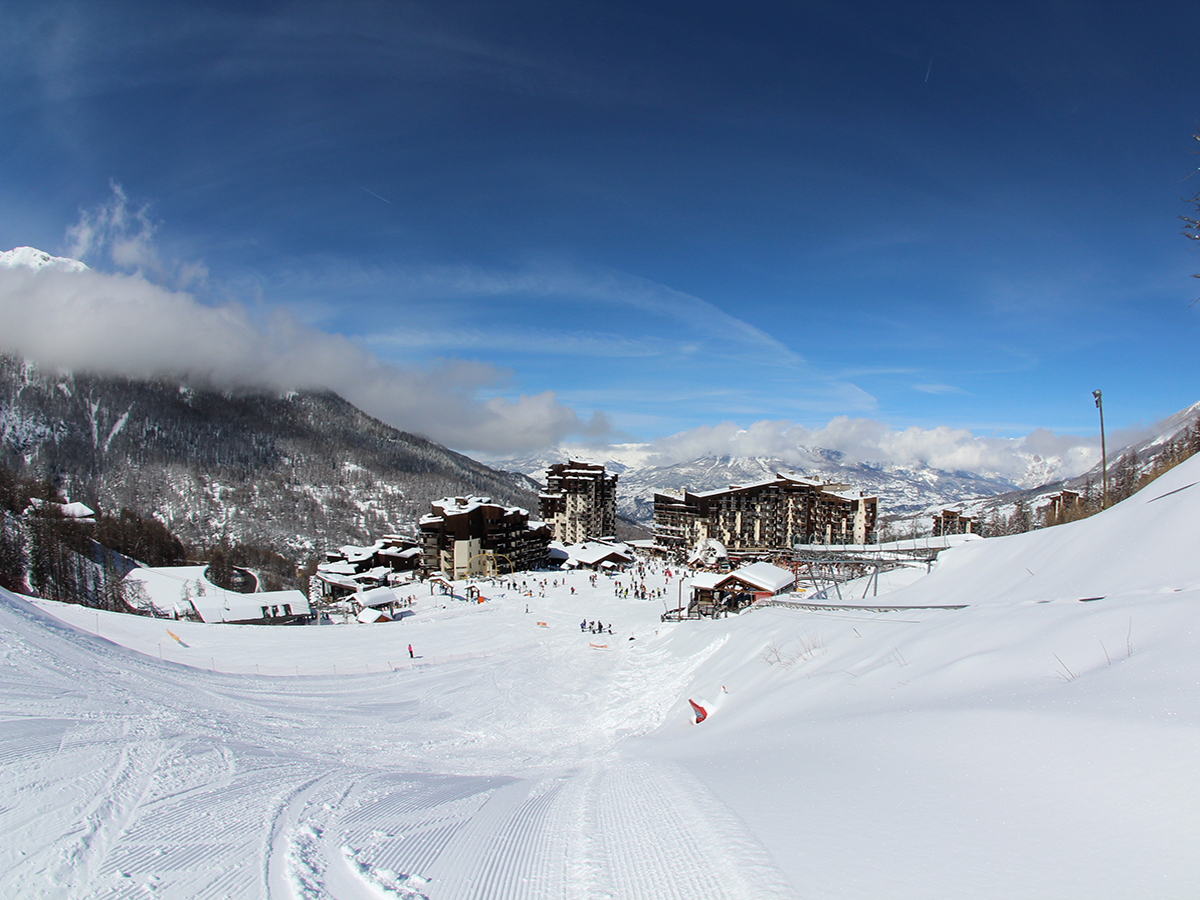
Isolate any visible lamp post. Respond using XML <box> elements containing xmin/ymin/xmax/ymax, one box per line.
<box><xmin>1093</xmin><ymin>389</ymin><xmax>1107</xmax><ymax>508</ymax></box>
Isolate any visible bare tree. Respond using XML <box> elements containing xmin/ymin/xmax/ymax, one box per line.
<box><xmin>1183</xmin><ymin>128</ymin><xmax>1200</xmax><ymax>305</ymax></box>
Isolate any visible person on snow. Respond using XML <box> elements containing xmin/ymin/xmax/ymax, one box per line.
<box><xmin>408</xmin><ymin>643</ymin><xmax>413</xmax><ymax>658</ymax></box>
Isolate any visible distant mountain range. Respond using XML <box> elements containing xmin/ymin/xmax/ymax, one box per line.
<box><xmin>500</xmin><ymin>401</ymin><xmax>1200</xmax><ymax>528</ymax></box>
<box><xmin>918</xmin><ymin>399</ymin><xmax>1200</xmax><ymax>526</ymax></box>
<box><xmin>5</xmin><ymin>351</ymin><xmax>1194</xmax><ymax>552</ymax></box>
<box><xmin>499</xmin><ymin>448</ymin><xmax>1070</xmax><ymax>525</ymax></box>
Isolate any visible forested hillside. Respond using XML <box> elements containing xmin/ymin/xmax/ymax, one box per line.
<box><xmin>0</xmin><ymin>355</ymin><xmax>539</xmax><ymax>553</ymax></box>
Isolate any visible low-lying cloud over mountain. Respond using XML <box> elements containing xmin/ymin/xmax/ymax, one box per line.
<box><xmin>623</xmin><ymin>417</ymin><xmax>1105</xmax><ymax>486</ymax></box>
<box><xmin>0</xmin><ymin>184</ymin><xmax>613</xmax><ymax>455</ymax></box>
<box><xmin>2</xmin><ymin>186</ymin><xmax>1130</xmax><ymax>470</ymax></box>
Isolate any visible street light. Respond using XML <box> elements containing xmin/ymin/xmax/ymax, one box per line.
<box><xmin>1093</xmin><ymin>389</ymin><xmax>1107</xmax><ymax>508</ymax></box>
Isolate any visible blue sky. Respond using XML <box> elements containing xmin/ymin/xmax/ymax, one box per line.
<box><xmin>1</xmin><ymin>1</ymin><xmax>1198</xmax><ymax>465</ymax></box>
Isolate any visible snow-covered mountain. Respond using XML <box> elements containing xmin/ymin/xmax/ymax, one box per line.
<box><xmin>0</xmin><ymin>354</ymin><xmax>539</xmax><ymax>554</ymax></box>
<box><xmin>918</xmin><ymin>399</ymin><xmax>1200</xmax><ymax>529</ymax></box>
<box><xmin>0</xmin><ymin>246</ymin><xmax>89</xmax><ymax>273</ymax></box>
<box><xmin>500</xmin><ymin>447</ymin><xmax>1052</xmax><ymax>524</ymax></box>
<box><xmin>501</xmin><ymin>405</ymin><xmax>1200</xmax><ymax>527</ymax></box>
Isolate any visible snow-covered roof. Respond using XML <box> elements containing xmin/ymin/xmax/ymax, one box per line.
<box><xmin>427</xmin><ymin>496</ymin><xmax>529</xmax><ymax>519</ymax></box>
<box><xmin>356</xmin><ymin>607</ymin><xmax>392</xmax><ymax>624</ymax></box>
<box><xmin>690</xmin><ymin>572</ymin><xmax>725</xmax><ymax>591</ymax></box>
<box><xmin>338</xmin><ymin>543</ymin><xmax>381</xmax><ymax>564</ymax></box>
<box><xmin>565</xmin><ymin>541</ymin><xmax>633</xmax><ymax>568</ymax></box>
<box><xmin>315</xmin><ymin>571</ymin><xmax>359</xmax><ymax>589</ymax></box>
<box><xmin>29</xmin><ymin>498</ymin><xmax>97</xmax><ymax>520</ymax></box>
<box><xmin>355</xmin><ymin>586</ymin><xmax>399</xmax><ymax>609</ymax></box>
<box><xmin>729</xmin><ymin>562</ymin><xmax>795</xmax><ymax>594</ymax></box>
<box><xmin>378</xmin><ymin>546</ymin><xmax>421</xmax><ymax>559</ymax></box>
<box><xmin>190</xmin><ymin>590</ymin><xmax>310</xmax><ymax>625</ymax></box>
<box><xmin>824</xmin><ymin>488</ymin><xmax>874</xmax><ymax>502</ymax></box>
<box><xmin>690</xmin><ymin>562</ymin><xmax>795</xmax><ymax>595</ymax></box>
<box><xmin>123</xmin><ymin>566</ymin><xmax>310</xmax><ymax>622</ymax></box>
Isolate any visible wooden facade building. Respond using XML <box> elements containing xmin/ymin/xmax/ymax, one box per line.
<box><xmin>419</xmin><ymin>497</ymin><xmax>550</xmax><ymax>579</ymax></box>
<box><xmin>653</xmin><ymin>473</ymin><xmax>878</xmax><ymax>552</ymax></box>
<box><xmin>539</xmin><ymin>460</ymin><xmax>618</xmax><ymax>544</ymax></box>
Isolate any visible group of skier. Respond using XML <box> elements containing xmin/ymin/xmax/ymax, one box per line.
<box><xmin>581</xmin><ymin>619</ymin><xmax>613</xmax><ymax>635</ymax></box>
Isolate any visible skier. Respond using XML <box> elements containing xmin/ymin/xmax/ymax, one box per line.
<box><xmin>580</xmin><ymin>619</ymin><xmax>587</xmax><ymax>631</ymax></box>
<box><xmin>408</xmin><ymin>643</ymin><xmax>413</xmax><ymax>659</ymax></box>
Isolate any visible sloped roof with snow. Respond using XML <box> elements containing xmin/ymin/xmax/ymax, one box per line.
<box><xmin>190</xmin><ymin>590</ymin><xmax>310</xmax><ymax>624</ymax></box>
<box><xmin>691</xmin><ymin>562</ymin><xmax>795</xmax><ymax>595</ymax></box>
<box><xmin>355</xmin><ymin>586</ymin><xmax>399</xmax><ymax>609</ymax></box>
<box><xmin>123</xmin><ymin>566</ymin><xmax>309</xmax><ymax>622</ymax></box>
<box><xmin>565</xmin><ymin>541</ymin><xmax>633</xmax><ymax>568</ymax></box>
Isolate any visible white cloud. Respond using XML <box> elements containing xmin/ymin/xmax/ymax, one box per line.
<box><xmin>0</xmin><ymin>264</ymin><xmax>609</xmax><ymax>454</ymax></box>
<box><xmin>62</xmin><ymin>182</ymin><xmax>213</xmax><ymax>290</ymax></box>
<box><xmin>66</xmin><ymin>181</ymin><xmax>163</xmax><ymax>274</ymax></box>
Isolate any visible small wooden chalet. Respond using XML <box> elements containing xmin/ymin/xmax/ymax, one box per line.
<box><xmin>561</xmin><ymin>540</ymin><xmax>634</xmax><ymax>571</ymax></box>
<box><xmin>687</xmin><ymin>562</ymin><xmax>795</xmax><ymax>617</ymax></box>
<box><xmin>351</xmin><ymin>585</ymin><xmax>404</xmax><ymax>619</ymax></box>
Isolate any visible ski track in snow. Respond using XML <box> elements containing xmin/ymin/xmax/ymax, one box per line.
<box><xmin>0</xmin><ymin>584</ymin><xmax>793</xmax><ymax>899</ymax></box>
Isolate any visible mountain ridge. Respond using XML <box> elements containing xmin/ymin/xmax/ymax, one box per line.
<box><xmin>0</xmin><ymin>354</ymin><xmax>540</xmax><ymax>554</ymax></box>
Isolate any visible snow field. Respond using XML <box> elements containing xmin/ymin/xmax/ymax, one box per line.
<box><xmin>4</xmin><ymin>454</ymin><xmax>1200</xmax><ymax>897</ymax></box>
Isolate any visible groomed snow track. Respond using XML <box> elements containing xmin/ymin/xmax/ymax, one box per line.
<box><xmin>0</xmin><ymin>590</ymin><xmax>796</xmax><ymax>899</ymax></box>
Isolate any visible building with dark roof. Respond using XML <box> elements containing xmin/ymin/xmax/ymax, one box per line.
<box><xmin>419</xmin><ymin>497</ymin><xmax>550</xmax><ymax>579</ymax></box>
<box><xmin>653</xmin><ymin>473</ymin><xmax>877</xmax><ymax>552</ymax></box>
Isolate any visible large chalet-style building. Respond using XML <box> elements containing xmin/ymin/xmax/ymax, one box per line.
<box><xmin>419</xmin><ymin>497</ymin><xmax>550</xmax><ymax>579</ymax></box>
<box><xmin>654</xmin><ymin>473</ymin><xmax>877</xmax><ymax>552</ymax></box>
<box><xmin>539</xmin><ymin>460</ymin><xmax>618</xmax><ymax>543</ymax></box>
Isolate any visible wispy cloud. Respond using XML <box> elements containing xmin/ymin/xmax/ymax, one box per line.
<box><xmin>364</xmin><ymin>326</ymin><xmax>673</xmax><ymax>359</ymax></box>
<box><xmin>302</xmin><ymin>261</ymin><xmax>805</xmax><ymax>366</ymax></box>
<box><xmin>913</xmin><ymin>383</ymin><xmax>967</xmax><ymax>395</ymax></box>
<box><xmin>65</xmin><ymin>182</ymin><xmax>208</xmax><ymax>288</ymax></box>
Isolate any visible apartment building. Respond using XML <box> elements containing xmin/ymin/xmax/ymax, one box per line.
<box><xmin>419</xmin><ymin>497</ymin><xmax>550</xmax><ymax>579</ymax></box>
<box><xmin>654</xmin><ymin>473</ymin><xmax>877</xmax><ymax>551</ymax></box>
<box><xmin>539</xmin><ymin>460</ymin><xmax>618</xmax><ymax>544</ymax></box>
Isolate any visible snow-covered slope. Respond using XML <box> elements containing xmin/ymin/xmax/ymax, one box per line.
<box><xmin>4</xmin><ymin>454</ymin><xmax>1200</xmax><ymax>898</ymax></box>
